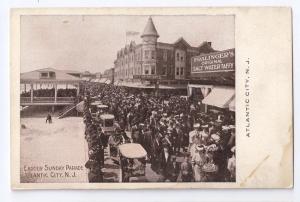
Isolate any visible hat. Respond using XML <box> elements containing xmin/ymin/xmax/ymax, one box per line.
<box><xmin>229</xmin><ymin>125</ymin><xmax>235</xmax><ymax>129</ymax></box>
<box><xmin>231</xmin><ymin>146</ymin><xmax>236</xmax><ymax>153</ymax></box>
<box><xmin>211</xmin><ymin>134</ymin><xmax>220</xmax><ymax>142</ymax></box>
<box><xmin>171</xmin><ymin>155</ymin><xmax>177</xmax><ymax>160</ymax></box>
<box><xmin>216</xmin><ymin>115</ymin><xmax>223</xmax><ymax>123</ymax></box>
<box><xmin>85</xmin><ymin>159</ymin><xmax>97</xmax><ymax>169</ymax></box>
<box><xmin>207</xmin><ymin>144</ymin><xmax>218</xmax><ymax>152</ymax></box>
<box><xmin>163</xmin><ymin>113</ymin><xmax>168</xmax><ymax>117</ymax></box>
<box><xmin>222</xmin><ymin>125</ymin><xmax>230</xmax><ymax>130</ymax></box>
<box><xmin>196</xmin><ymin>145</ymin><xmax>205</xmax><ymax>151</ymax></box>
<box><xmin>202</xmin><ymin>124</ymin><xmax>209</xmax><ymax>128</ymax></box>
<box><xmin>193</xmin><ymin>123</ymin><xmax>200</xmax><ymax>128</ymax></box>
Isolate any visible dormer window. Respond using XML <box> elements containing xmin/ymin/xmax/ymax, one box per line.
<box><xmin>39</xmin><ymin>71</ymin><xmax>56</xmax><ymax>79</ymax></box>
<box><xmin>40</xmin><ymin>72</ymin><xmax>48</xmax><ymax>78</ymax></box>
<box><xmin>49</xmin><ymin>72</ymin><xmax>55</xmax><ymax>78</ymax></box>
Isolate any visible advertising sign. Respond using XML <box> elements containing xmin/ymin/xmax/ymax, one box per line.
<box><xmin>191</xmin><ymin>49</ymin><xmax>235</xmax><ymax>73</ymax></box>
<box><xmin>133</xmin><ymin>75</ymin><xmax>161</xmax><ymax>80</ymax></box>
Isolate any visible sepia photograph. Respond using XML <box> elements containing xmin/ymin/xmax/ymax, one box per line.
<box><xmin>10</xmin><ymin>7</ymin><xmax>293</xmax><ymax>190</ymax></box>
<box><xmin>19</xmin><ymin>14</ymin><xmax>235</xmax><ymax>183</ymax></box>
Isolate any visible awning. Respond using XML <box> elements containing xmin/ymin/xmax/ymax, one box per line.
<box><xmin>99</xmin><ymin>78</ymin><xmax>107</xmax><ymax>83</ymax></box>
<box><xmin>159</xmin><ymin>84</ymin><xmax>187</xmax><ymax>89</ymax></box>
<box><xmin>229</xmin><ymin>96</ymin><xmax>235</xmax><ymax>111</ymax></box>
<box><xmin>202</xmin><ymin>86</ymin><xmax>235</xmax><ymax>108</ymax></box>
<box><xmin>76</xmin><ymin>101</ymin><xmax>84</xmax><ymax>113</ymax></box>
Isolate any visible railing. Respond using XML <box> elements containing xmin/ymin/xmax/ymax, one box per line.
<box><xmin>20</xmin><ymin>97</ymin><xmax>31</xmax><ymax>103</ymax></box>
<box><xmin>21</xmin><ymin>97</ymin><xmax>75</xmax><ymax>103</ymax></box>
<box><xmin>56</xmin><ymin>97</ymin><xmax>75</xmax><ymax>102</ymax></box>
<box><xmin>34</xmin><ymin>97</ymin><xmax>55</xmax><ymax>102</ymax></box>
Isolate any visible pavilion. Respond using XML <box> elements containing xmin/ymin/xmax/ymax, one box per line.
<box><xmin>20</xmin><ymin>68</ymin><xmax>82</xmax><ymax>106</ymax></box>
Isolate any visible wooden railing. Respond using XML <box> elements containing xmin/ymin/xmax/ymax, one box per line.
<box><xmin>21</xmin><ymin>97</ymin><xmax>75</xmax><ymax>103</ymax></box>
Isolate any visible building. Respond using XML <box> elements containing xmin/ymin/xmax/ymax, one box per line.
<box><xmin>62</xmin><ymin>70</ymin><xmax>82</xmax><ymax>78</ymax></box>
<box><xmin>20</xmin><ymin>67</ymin><xmax>81</xmax><ymax>107</ymax></box>
<box><xmin>102</xmin><ymin>68</ymin><xmax>114</xmax><ymax>84</ymax></box>
<box><xmin>113</xmin><ymin>17</ymin><xmax>216</xmax><ymax>91</ymax></box>
<box><xmin>95</xmin><ymin>72</ymin><xmax>102</xmax><ymax>79</ymax></box>
<box><xmin>188</xmin><ymin>49</ymin><xmax>235</xmax><ymax>113</ymax></box>
<box><xmin>81</xmin><ymin>71</ymin><xmax>96</xmax><ymax>81</ymax></box>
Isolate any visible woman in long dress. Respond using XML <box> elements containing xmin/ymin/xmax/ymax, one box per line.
<box><xmin>190</xmin><ymin>132</ymin><xmax>201</xmax><ymax>157</ymax></box>
<box><xmin>191</xmin><ymin>145</ymin><xmax>207</xmax><ymax>182</ymax></box>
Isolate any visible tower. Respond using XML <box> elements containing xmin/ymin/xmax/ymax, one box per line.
<box><xmin>141</xmin><ymin>17</ymin><xmax>159</xmax><ymax>75</ymax></box>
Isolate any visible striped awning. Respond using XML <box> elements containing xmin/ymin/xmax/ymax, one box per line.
<box><xmin>202</xmin><ymin>86</ymin><xmax>235</xmax><ymax>108</ymax></box>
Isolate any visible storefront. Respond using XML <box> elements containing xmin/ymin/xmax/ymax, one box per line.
<box><xmin>189</xmin><ymin>49</ymin><xmax>235</xmax><ymax>113</ymax></box>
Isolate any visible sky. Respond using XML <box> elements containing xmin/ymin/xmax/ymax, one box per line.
<box><xmin>21</xmin><ymin>15</ymin><xmax>234</xmax><ymax>73</ymax></box>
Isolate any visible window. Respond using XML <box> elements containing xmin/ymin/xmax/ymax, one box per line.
<box><xmin>144</xmin><ymin>65</ymin><xmax>150</xmax><ymax>75</ymax></box>
<box><xmin>49</xmin><ymin>72</ymin><xmax>55</xmax><ymax>78</ymax></box>
<box><xmin>163</xmin><ymin>50</ymin><xmax>168</xmax><ymax>61</ymax></box>
<box><xmin>176</xmin><ymin>67</ymin><xmax>180</xmax><ymax>75</ymax></box>
<box><xmin>180</xmin><ymin>67</ymin><xmax>184</xmax><ymax>75</ymax></box>
<box><xmin>176</xmin><ymin>52</ymin><xmax>180</xmax><ymax>61</ymax></box>
<box><xmin>145</xmin><ymin>50</ymin><xmax>150</xmax><ymax>59</ymax></box>
<box><xmin>40</xmin><ymin>72</ymin><xmax>48</xmax><ymax>78</ymax></box>
<box><xmin>181</xmin><ymin>56</ymin><xmax>184</xmax><ymax>61</ymax></box>
<box><xmin>151</xmin><ymin>65</ymin><xmax>155</xmax><ymax>75</ymax></box>
<box><xmin>151</xmin><ymin>51</ymin><xmax>155</xmax><ymax>59</ymax></box>
<box><xmin>162</xmin><ymin>65</ymin><xmax>167</xmax><ymax>75</ymax></box>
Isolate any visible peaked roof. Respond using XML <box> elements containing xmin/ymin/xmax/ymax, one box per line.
<box><xmin>198</xmin><ymin>41</ymin><xmax>216</xmax><ymax>53</ymax></box>
<box><xmin>21</xmin><ymin>67</ymin><xmax>82</xmax><ymax>83</ymax></box>
<box><xmin>141</xmin><ymin>17</ymin><xmax>159</xmax><ymax>38</ymax></box>
<box><xmin>173</xmin><ymin>37</ymin><xmax>191</xmax><ymax>48</ymax></box>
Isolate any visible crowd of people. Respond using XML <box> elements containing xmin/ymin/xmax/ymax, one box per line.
<box><xmin>21</xmin><ymin>88</ymin><xmax>77</xmax><ymax>97</ymax></box>
<box><xmin>82</xmin><ymin>82</ymin><xmax>236</xmax><ymax>182</ymax></box>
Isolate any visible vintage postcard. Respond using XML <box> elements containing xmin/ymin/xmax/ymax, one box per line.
<box><xmin>11</xmin><ymin>7</ymin><xmax>293</xmax><ymax>189</ymax></box>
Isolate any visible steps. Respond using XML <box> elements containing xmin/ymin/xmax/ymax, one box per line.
<box><xmin>58</xmin><ymin>105</ymin><xmax>76</xmax><ymax>119</ymax></box>
<box><xmin>58</xmin><ymin>101</ymin><xmax>85</xmax><ymax>119</ymax></box>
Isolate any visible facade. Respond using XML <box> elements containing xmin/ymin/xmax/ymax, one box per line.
<box><xmin>188</xmin><ymin>49</ymin><xmax>235</xmax><ymax>112</ymax></box>
<box><xmin>102</xmin><ymin>68</ymin><xmax>115</xmax><ymax>84</ymax></box>
<box><xmin>113</xmin><ymin>17</ymin><xmax>216</xmax><ymax>86</ymax></box>
<box><xmin>95</xmin><ymin>72</ymin><xmax>102</xmax><ymax>79</ymax></box>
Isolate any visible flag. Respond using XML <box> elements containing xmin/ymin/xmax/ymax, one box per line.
<box><xmin>126</xmin><ymin>31</ymin><xmax>139</xmax><ymax>36</ymax></box>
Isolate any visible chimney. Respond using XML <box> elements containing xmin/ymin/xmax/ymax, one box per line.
<box><xmin>207</xmin><ymin>42</ymin><xmax>212</xmax><ymax>47</ymax></box>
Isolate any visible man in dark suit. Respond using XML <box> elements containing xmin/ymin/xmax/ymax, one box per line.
<box><xmin>151</xmin><ymin>133</ymin><xmax>162</xmax><ymax>173</ymax></box>
<box><xmin>158</xmin><ymin>146</ymin><xmax>172</xmax><ymax>180</ymax></box>
<box><xmin>161</xmin><ymin>130</ymin><xmax>173</xmax><ymax>154</ymax></box>
<box><xmin>174</xmin><ymin>123</ymin><xmax>183</xmax><ymax>154</ymax></box>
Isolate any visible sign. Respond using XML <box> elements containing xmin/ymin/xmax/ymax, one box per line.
<box><xmin>191</xmin><ymin>49</ymin><xmax>235</xmax><ymax>73</ymax></box>
<box><xmin>133</xmin><ymin>75</ymin><xmax>161</xmax><ymax>80</ymax></box>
